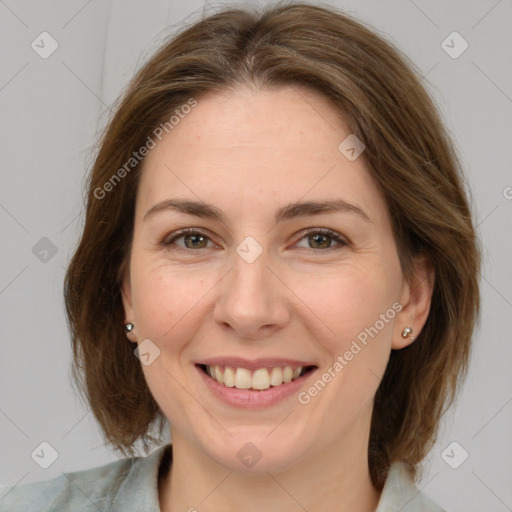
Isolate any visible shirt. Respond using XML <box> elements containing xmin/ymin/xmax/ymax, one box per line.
<box><xmin>0</xmin><ymin>443</ymin><xmax>447</xmax><ymax>511</ymax></box>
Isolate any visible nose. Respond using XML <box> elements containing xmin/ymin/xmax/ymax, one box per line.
<box><xmin>213</xmin><ymin>246</ymin><xmax>290</xmax><ymax>340</ymax></box>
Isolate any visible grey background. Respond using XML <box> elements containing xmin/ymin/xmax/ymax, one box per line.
<box><xmin>0</xmin><ymin>0</ymin><xmax>511</xmax><ymax>510</ymax></box>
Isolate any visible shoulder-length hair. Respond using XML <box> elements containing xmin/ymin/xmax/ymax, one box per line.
<box><xmin>64</xmin><ymin>0</ymin><xmax>481</xmax><ymax>489</ymax></box>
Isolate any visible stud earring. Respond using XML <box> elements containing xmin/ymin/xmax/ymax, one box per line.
<box><xmin>401</xmin><ymin>327</ymin><xmax>415</xmax><ymax>341</ymax></box>
<box><xmin>125</xmin><ymin>323</ymin><xmax>135</xmax><ymax>334</ymax></box>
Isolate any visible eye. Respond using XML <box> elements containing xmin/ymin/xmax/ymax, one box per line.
<box><xmin>162</xmin><ymin>227</ymin><xmax>349</xmax><ymax>252</ymax></box>
<box><xmin>294</xmin><ymin>228</ymin><xmax>349</xmax><ymax>251</ymax></box>
<box><xmin>163</xmin><ymin>228</ymin><xmax>216</xmax><ymax>250</ymax></box>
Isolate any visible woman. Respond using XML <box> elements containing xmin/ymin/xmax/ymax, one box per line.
<box><xmin>0</xmin><ymin>2</ymin><xmax>480</xmax><ymax>511</ymax></box>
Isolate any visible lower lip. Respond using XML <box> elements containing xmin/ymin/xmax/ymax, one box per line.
<box><xmin>196</xmin><ymin>365</ymin><xmax>316</xmax><ymax>409</ymax></box>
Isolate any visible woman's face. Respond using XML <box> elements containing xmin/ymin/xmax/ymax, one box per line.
<box><xmin>122</xmin><ymin>85</ymin><xmax>431</xmax><ymax>472</ymax></box>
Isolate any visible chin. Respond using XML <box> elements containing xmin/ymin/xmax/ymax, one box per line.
<box><xmin>200</xmin><ymin>428</ymin><xmax>312</xmax><ymax>474</ymax></box>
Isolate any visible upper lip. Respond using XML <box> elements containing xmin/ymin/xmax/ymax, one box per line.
<box><xmin>197</xmin><ymin>357</ymin><xmax>317</xmax><ymax>370</ymax></box>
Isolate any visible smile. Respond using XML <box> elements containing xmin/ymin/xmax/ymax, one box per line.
<box><xmin>200</xmin><ymin>364</ymin><xmax>316</xmax><ymax>390</ymax></box>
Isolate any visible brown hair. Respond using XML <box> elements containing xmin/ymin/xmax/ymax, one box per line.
<box><xmin>64</xmin><ymin>0</ymin><xmax>481</xmax><ymax>489</ymax></box>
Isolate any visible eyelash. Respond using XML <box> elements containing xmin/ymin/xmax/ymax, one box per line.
<box><xmin>162</xmin><ymin>227</ymin><xmax>349</xmax><ymax>253</ymax></box>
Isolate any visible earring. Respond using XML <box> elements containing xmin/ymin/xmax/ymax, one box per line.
<box><xmin>401</xmin><ymin>327</ymin><xmax>415</xmax><ymax>341</ymax></box>
<box><xmin>125</xmin><ymin>323</ymin><xmax>135</xmax><ymax>334</ymax></box>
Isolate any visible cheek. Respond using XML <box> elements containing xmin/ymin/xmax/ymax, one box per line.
<box><xmin>299</xmin><ymin>265</ymin><xmax>398</xmax><ymax>355</ymax></box>
<box><xmin>130</xmin><ymin>264</ymin><xmax>212</xmax><ymax>421</ymax></box>
<box><xmin>131</xmin><ymin>261</ymin><xmax>212</xmax><ymax>342</ymax></box>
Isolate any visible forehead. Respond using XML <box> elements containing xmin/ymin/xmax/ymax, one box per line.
<box><xmin>137</xmin><ymin>86</ymin><xmax>387</xmax><ymax>224</ymax></box>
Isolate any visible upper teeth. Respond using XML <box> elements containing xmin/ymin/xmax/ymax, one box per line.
<box><xmin>206</xmin><ymin>365</ymin><xmax>304</xmax><ymax>390</ymax></box>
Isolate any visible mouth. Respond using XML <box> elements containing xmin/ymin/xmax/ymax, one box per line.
<box><xmin>197</xmin><ymin>363</ymin><xmax>317</xmax><ymax>391</ymax></box>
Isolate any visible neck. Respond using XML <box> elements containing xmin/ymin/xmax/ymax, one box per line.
<box><xmin>159</xmin><ymin>414</ymin><xmax>381</xmax><ymax>512</ymax></box>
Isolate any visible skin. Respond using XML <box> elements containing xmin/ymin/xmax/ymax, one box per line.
<box><xmin>121</xmin><ymin>85</ymin><xmax>435</xmax><ymax>512</ymax></box>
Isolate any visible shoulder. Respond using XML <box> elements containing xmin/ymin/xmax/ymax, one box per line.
<box><xmin>0</xmin><ymin>456</ymin><xmax>133</xmax><ymax>511</ymax></box>
<box><xmin>376</xmin><ymin>461</ymin><xmax>448</xmax><ymax>512</ymax></box>
<box><xmin>0</xmin><ymin>444</ymin><xmax>171</xmax><ymax>512</ymax></box>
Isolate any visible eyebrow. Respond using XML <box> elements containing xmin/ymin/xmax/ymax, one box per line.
<box><xmin>143</xmin><ymin>198</ymin><xmax>372</xmax><ymax>225</ymax></box>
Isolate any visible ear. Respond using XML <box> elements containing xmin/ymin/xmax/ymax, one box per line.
<box><xmin>118</xmin><ymin>259</ymin><xmax>136</xmax><ymax>340</ymax></box>
<box><xmin>392</xmin><ymin>252</ymin><xmax>435</xmax><ymax>350</ymax></box>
